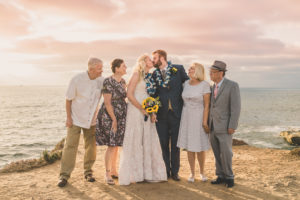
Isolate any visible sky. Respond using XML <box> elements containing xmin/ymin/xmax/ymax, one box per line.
<box><xmin>0</xmin><ymin>0</ymin><xmax>300</xmax><ymax>88</ymax></box>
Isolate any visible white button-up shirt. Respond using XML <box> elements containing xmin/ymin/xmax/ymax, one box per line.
<box><xmin>160</xmin><ymin>64</ymin><xmax>168</xmax><ymax>73</ymax></box>
<box><xmin>216</xmin><ymin>78</ymin><xmax>224</xmax><ymax>88</ymax></box>
<box><xmin>66</xmin><ymin>72</ymin><xmax>104</xmax><ymax>129</ymax></box>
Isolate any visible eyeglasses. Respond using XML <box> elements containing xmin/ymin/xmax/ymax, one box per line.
<box><xmin>209</xmin><ymin>70</ymin><xmax>221</xmax><ymax>74</ymax></box>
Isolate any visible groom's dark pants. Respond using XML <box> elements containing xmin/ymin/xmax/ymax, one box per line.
<box><xmin>156</xmin><ymin>110</ymin><xmax>180</xmax><ymax>176</ymax></box>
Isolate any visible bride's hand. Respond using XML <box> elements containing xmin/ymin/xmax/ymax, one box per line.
<box><xmin>151</xmin><ymin>113</ymin><xmax>158</xmax><ymax>123</ymax></box>
<box><xmin>140</xmin><ymin>108</ymin><xmax>148</xmax><ymax>116</ymax></box>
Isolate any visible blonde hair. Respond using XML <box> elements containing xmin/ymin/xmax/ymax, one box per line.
<box><xmin>192</xmin><ymin>62</ymin><xmax>206</xmax><ymax>81</ymax></box>
<box><xmin>133</xmin><ymin>54</ymin><xmax>149</xmax><ymax>81</ymax></box>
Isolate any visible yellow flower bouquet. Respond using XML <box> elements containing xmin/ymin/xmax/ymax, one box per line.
<box><xmin>142</xmin><ymin>97</ymin><xmax>161</xmax><ymax>121</ymax></box>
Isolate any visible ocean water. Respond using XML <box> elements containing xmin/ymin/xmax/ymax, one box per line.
<box><xmin>235</xmin><ymin>88</ymin><xmax>300</xmax><ymax>149</ymax></box>
<box><xmin>0</xmin><ymin>86</ymin><xmax>300</xmax><ymax>168</ymax></box>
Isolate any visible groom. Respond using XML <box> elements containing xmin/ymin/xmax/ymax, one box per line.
<box><xmin>147</xmin><ymin>50</ymin><xmax>188</xmax><ymax>181</ymax></box>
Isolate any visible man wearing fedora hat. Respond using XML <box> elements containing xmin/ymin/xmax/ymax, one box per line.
<box><xmin>208</xmin><ymin>60</ymin><xmax>241</xmax><ymax>188</ymax></box>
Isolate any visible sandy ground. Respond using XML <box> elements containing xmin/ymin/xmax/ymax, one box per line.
<box><xmin>1</xmin><ymin>136</ymin><xmax>299</xmax><ymax>200</ymax></box>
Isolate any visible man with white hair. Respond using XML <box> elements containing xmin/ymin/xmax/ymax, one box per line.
<box><xmin>58</xmin><ymin>57</ymin><xmax>104</xmax><ymax>187</ymax></box>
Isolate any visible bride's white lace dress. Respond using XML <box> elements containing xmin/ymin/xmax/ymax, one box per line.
<box><xmin>119</xmin><ymin>79</ymin><xmax>167</xmax><ymax>185</ymax></box>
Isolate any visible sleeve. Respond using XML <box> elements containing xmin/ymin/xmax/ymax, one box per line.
<box><xmin>97</xmin><ymin>77</ymin><xmax>104</xmax><ymax>90</ymax></box>
<box><xmin>65</xmin><ymin>76</ymin><xmax>77</xmax><ymax>100</ymax></box>
<box><xmin>203</xmin><ymin>81</ymin><xmax>211</xmax><ymax>94</ymax></box>
<box><xmin>180</xmin><ymin>65</ymin><xmax>189</xmax><ymax>83</ymax></box>
<box><xmin>182</xmin><ymin>80</ymin><xmax>186</xmax><ymax>88</ymax></box>
<box><xmin>228</xmin><ymin>82</ymin><xmax>241</xmax><ymax>130</ymax></box>
<box><xmin>144</xmin><ymin>72</ymin><xmax>157</xmax><ymax>96</ymax></box>
<box><xmin>102</xmin><ymin>78</ymin><xmax>113</xmax><ymax>94</ymax></box>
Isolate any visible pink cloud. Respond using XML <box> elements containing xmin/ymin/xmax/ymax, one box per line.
<box><xmin>1</xmin><ymin>0</ymin><xmax>300</xmax><ymax>87</ymax></box>
<box><xmin>18</xmin><ymin>0</ymin><xmax>119</xmax><ymax>21</ymax></box>
<box><xmin>0</xmin><ymin>2</ymin><xmax>29</xmax><ymax>37</ymax></box>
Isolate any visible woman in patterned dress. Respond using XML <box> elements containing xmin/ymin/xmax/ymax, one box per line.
<box><xmin>96</xmin><ymin>58</ymin><xmax>127</xmax><ymax>185</ymax></box>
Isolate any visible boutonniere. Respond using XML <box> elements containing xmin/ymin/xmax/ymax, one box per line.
<box><xmin>171</xmin><ymin>67</ymin><xmax>177</xmax><ymax>74</ymax></box>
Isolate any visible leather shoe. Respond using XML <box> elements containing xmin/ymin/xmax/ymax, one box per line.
<box><xmin>211</xmin><ymin>177</ymin><xmax>225</xmax><ymax>184</ymax></box>
<box><xmin>171</xmin><ymin>174</ymin><xmax>180</xmax><ymax>181</ymax></box>
<box><xmin>225</xmin><ymin>179</ymin><xmax>234</xmax><ymax>188</ymax></box>
<box><xmin>85</xmin><ymin>174</ymin><xmax>96</xmax><ymax>182</ymax></box>
<box><xmin>57</xmin><ymin>178</ymin><xmax>68</xmax><ymax>187</ymax></box>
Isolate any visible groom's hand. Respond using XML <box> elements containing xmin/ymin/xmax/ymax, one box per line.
<box><xmin>140</xmin><ymin>109</ymin><xmax>148</xmax><ymax>116</ymax></box>
<box><xmin>151</xmin><ymin>114</ymin><xmax>158</xmax><ymax>123</ymax></box>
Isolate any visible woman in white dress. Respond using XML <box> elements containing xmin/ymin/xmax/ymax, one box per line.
<box><xmin>177</xmin><ymin>63</ymin><xmax>211</xmax><ymax>182</ymax></box>
<box><xmin>118</xmin><ymin>54</ymin><xmax>167</xmax><ymax>185</ymax></box>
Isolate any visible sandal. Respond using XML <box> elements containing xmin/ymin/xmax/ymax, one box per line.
<box><xmin>105</xmin><ymin>170</ymin><xmax>115</xmax><ymax>185</ymax></box>
<box><xmin>111</xmin><ymin>168</ymin><xmax>118</xmax><ymax>179</ymax></box>
<box><xmin>188</xmin><ymin>174</ymin><xmax>195</xmax><ymax>183</ymax></box>
<box><xmin>200</xmin><ymin>174</ymin><xmax>208</xmax><ymax>182</ymax></box>
<box><xmin>111</xmin><ymin>174</ymin><xmax>118</xmax><ymax>179</ymax></box>
<box><xmin>106</xmin><ymin>177</ymin><xmax>115</xmax><ymax>185</ymax></box>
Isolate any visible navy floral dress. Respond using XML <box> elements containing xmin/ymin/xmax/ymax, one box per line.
<box><xmin>96</xmin><ymin>76</ymin><xmax>127</xmax><ymax>146</ymax></box>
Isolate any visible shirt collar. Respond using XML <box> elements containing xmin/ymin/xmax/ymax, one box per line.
<box><xmin>86</xmin><ymin>71</ymin><xmax>92</xmax><ymax>80</ymax></box>
<box><xmin>160</xmin><ymin>64</ymin><xmax>168</xmax><ymax>72</ymax></box>
<box><xmin>216</xmin><ymin>78</ymin><xmax>224</xmax><ymax>88</ymax></box>
<box><xmin>160</xmin><ymin>61</ymin><xmax>171</xmax><ymax>72</ymax></box>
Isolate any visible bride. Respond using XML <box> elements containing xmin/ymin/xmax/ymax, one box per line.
<box><xmin>118</xmin><ymin>54</ymin><xmax>167</xmax><ymax>185</ymax></box>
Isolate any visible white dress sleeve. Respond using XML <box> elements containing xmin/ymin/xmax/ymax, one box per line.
<box><xmin>203</xmin><ymin>81</ymin><xmax>211</xmax><ymax>94</ymax></box>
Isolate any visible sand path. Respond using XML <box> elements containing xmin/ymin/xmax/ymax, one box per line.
<box><xmin>1</xmin><ymin>137</ymin><xmax>299</xmax><ymax>200</ymax></box>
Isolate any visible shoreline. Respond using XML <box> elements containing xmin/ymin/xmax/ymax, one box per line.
<box><xmin>1</xmin><ymin>137</ymin><xmax>299</xmax><ymax>200</ymax></box>
<box><xmin>0</xmin><ymin>138</ymin><xmax>248</xmax><ymax>173</ymax></box>
<box><xmin>1</xmin><ymin>137</ymin><xmax>298</xmax><ymax>173</ymax></box>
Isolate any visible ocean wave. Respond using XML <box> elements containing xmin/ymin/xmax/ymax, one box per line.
<box><xmin>238</xmin><ymin>125</ymin><xmax>300</xmax><ymax>134</ymax></box>
<box><xmin>252</xmin><ymin>141</ymin><xmax>278</xmax><ymax>149</ymax></box>
<box><xmin>13</xmin><ymin>153</ymin><xmax>28</xmax><ymax>157</ymax></box>
<box><xmin>14</xmin><ymin>143</ymin><xmax>47</xmax><ymax>148</ymax></box>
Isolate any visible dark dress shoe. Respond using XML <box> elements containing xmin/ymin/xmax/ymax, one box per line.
<box><xmin>85</xmin><ymin>174</ymin><xmax>96</xmax><ymax>182</ymax></box>
<box><xmin>225</xmin><ymin>179</ymin><xmax>234</xmax><ymax>188</ymax></box>
<box><xmin>171</xmin><ymin>174</ymin><xmax>180</xmax><ymax>181</ymax></box>
<box><xmin>211</xmin><ymin>177</ymin><xmax>225</xmax><ymax>184</ymax></box>
<box><xmin>57</xmin><ymin>179</ymin><xmax>68</xmax><ymax>187</ymax></box>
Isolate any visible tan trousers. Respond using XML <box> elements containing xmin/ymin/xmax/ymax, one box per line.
<box><xmin>59</xmin><ymin>125</ymin><xmax>96</xmax><ymax>180</ymax></box>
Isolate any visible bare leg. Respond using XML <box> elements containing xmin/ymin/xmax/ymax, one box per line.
<box><xmin>187</xmin><ymin>151</ymin><xmax>196</xmax><ymax>177</ymax></box>
<box><xmin>105</xmin><ymin>146</ymin><xmax>115</xmax><ymax>184</ymax></box>
<box><xmin>197</xmin><ymin>151</ymin><xmax>205</xmax><ymax>174</ymax></box>
<box><xmin>111</xmin><ymin>147</ymin><xmax>119</xmax><ymax>176</ymax></box>
<box><xmin>197</xmin><ymin>151</ymin><xmax>207</xmax><ymax>181</ymax></box>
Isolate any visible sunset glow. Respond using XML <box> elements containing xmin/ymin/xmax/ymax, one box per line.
<box><xmin>0</xmin><ymin>0</ymin><xmax>300</xmax><ymax>87</ymax></box>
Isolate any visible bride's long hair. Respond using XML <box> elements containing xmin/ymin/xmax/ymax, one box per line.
<box><xmin>133</xmin><ymin>54</ymin><xmax>149</xmax><ymax>82</ymax></box>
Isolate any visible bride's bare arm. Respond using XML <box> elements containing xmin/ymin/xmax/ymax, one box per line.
<box><xmin>127</xmin><ymin>72</ymin><xmax>147</xmax><ymax>115</ymax></box>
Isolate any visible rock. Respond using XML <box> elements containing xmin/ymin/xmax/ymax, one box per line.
<box><xmin>280</xmin><ymin>130</ymin><xmax>300</xmax><ymax>145</ymax></box>
<box><xmin>290</xmin><ymin>148</ymin><xmax>300</xmax><ymax>157</ymax></box>
<box><xmin>233</xmin><ymin>139</ymin><xmax>248</xmax><ymax>146</ymax></box>
<box><xmin>0</xmin><ymin>138</ymin><xmax>65</xmax><ymax>173</ymax></box>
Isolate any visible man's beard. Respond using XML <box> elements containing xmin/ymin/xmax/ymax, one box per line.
<box><xmin>154</xmin><ymin>60</ymin><xmax>162</xmax><ymax>68</ymax></box>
